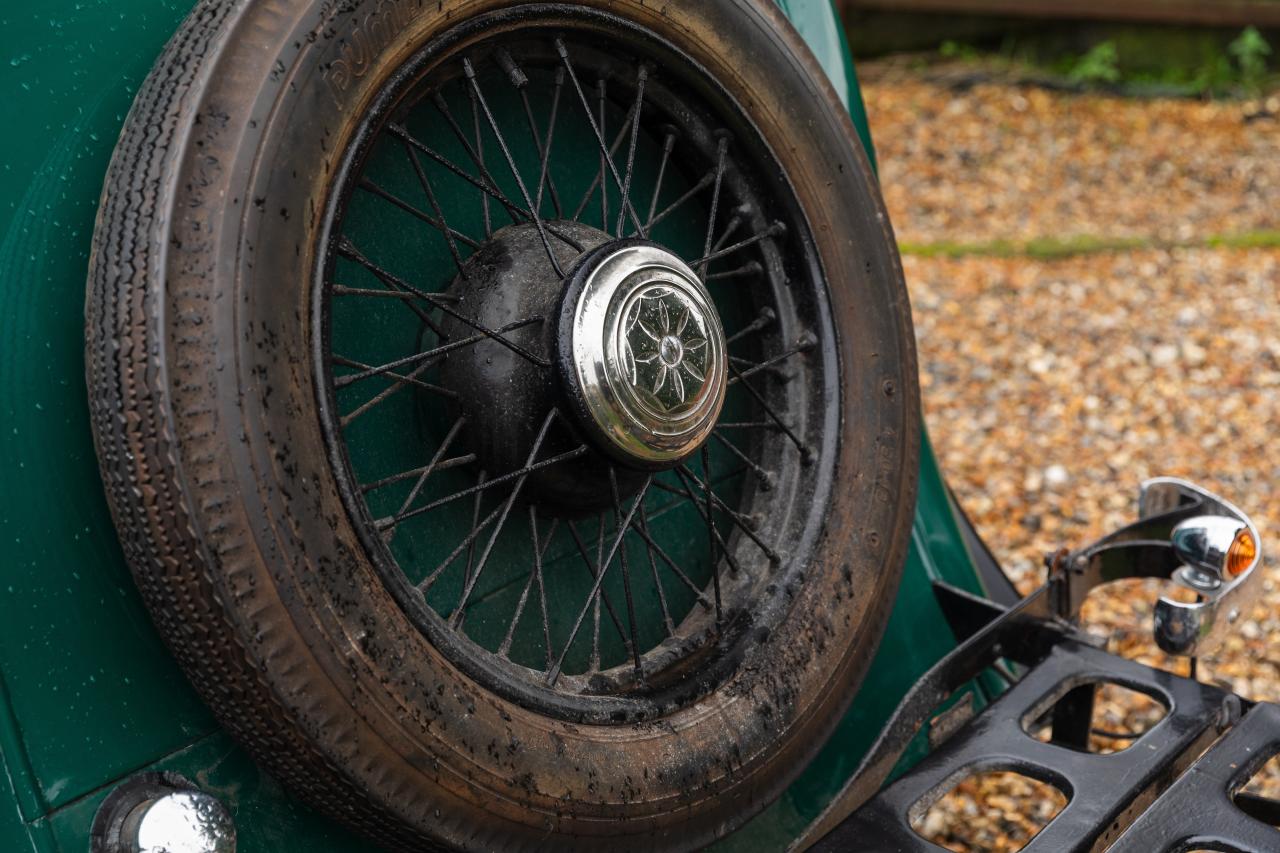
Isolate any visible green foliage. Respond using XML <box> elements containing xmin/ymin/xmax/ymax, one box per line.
<box><xmin>1068</xmin><ymin>41</ymin><xmax>1120</xmax><ymax>85</ymax></box>
<box><xmin>939</xmin><ymin>40</ymin><xmax>980</xmax><ymax>61</ymax></box>
<box><xmin>1190</xmin><ymin>55</ymin><xmax>1237</xmax><ymax>97</ymax></box>
<box><xmin>899</xmin><ymin>230</ymin><xmax>1280</xmax><ymax>260</ymax></box>
<box><xmin>1229</xmin><ymin>26</ymin><xmax>1273</xmax><ymax>95</ymax></box>
<box><xmin>1206</xmin><ymin>230</ymin><xmax>1280</xmax><ymax>251</ymax></box>
<box><xmin>924</xmin><ymin>26</ymin><xmax>1278</xmax><ymax>100</ymax></box>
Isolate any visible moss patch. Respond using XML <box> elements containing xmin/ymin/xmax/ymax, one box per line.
<box><xmin>900</xmin><ymin>230</ymin><xmax>1280</xmax><ymax>259</ymax></box>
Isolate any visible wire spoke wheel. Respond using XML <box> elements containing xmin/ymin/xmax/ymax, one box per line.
<box><xmin>86</xmin><ymin>1</ymin><xmax>918</xmax><ymax>848</ymax></box>
<box><xmin>320</xmin><ymin>26</ymin><xmax>831</xmax><ymax>719</ymax></box>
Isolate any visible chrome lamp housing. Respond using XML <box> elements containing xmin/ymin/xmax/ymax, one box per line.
<box><xmin>1065</xmin><ymin>477</ymin><xmax>1264</xmax><ymax>657</ymax></box>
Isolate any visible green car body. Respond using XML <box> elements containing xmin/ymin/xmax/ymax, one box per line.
<box><xmin>0</xmin><ymin>0</ymin><xmax>991</xmax><ymax>848</ymax></box>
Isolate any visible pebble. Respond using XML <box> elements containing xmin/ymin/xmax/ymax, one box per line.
<box><xmin>1151</xmin><ymin>344</ymin><xmax>1179</xmax><ymax>367</ymax></box>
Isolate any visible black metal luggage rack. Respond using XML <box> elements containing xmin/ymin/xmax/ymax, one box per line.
<box><xmin>794</xmin><ymin>478</ymin><xmax>1277</xmax><ymax>853</ymax></box>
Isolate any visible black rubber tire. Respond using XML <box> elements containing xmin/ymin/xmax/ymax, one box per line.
<box><xmin>85</xmin><ymin>1</ymin><xmax>919</xmax><ymax>850</ymax></box>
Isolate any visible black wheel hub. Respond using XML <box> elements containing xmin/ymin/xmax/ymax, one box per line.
<box><xmin>437</xmin><ymin>220</ymin><xmax>729</xmax><ymax>516</ymax></box>
<box><xmin>435</xmin><ymin>220</ymin><xmax>623</xmax><ymax>515</ymax></box>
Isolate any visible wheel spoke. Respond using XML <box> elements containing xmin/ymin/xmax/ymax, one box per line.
<box><xmin>675</xmin><ymin>466</ymin><xmax>780</xmax><ymax>565</ymax></box>
<box><xmin>534</xmin><ymin>508</ymin><xmax>556</xmax><ymax>668</ymax></box>
<box><xmin>656</xmin><ymin>474</ymin><xmax>746</xmax><ymax>577</ymax></box>
<box><xmin>332</xmin><ymin>315</ymin><xmax>543</xmax><ymax>389</ymax></box>
<box><xmin>725</xmin><ymin>360</ymin><xmax>809</xmax><ymax>459</ymax></box>
<box><xmin>391</xmin><ymin>418</ymin><xmax>468</xmax><ymax>543</ymax></box>
<box><xmin>417</xmin><ymin>499</ymin><xmax>506</xmax><ymax>593</ymax></box>
<box><xmin>392</xmin><ymin>123</ymin><xmax>584</xmax><ymax>253</ymax></box>
<box><xmin>359</xmin><ymin>453</ymin><xmax>476</xmax><ymax>494</ymax></box>
<box><xmin>644</xmin><ymin>131</ymin><xmax>677</xmax><ymax>233</ymax></box>
<box><xmin>727</xmin><ymin>335</ymin><xmax>814</xmax><ymax>385</ymax></box>
<box><xmin>413</xmin><ymin>439</ymin><xmax>578</xmax><ymax>595</ymax></box>
<box><xmin>646</xmin><ymin>170</ymin><xmax>715</xmax><ymax>231</ymax></box>
<box><xmin>451</xmin><ymin>409</ymin><xmax>560</xmax><ymax>627</ymax></box>
<box><xmin>332</xmin><ymin>355</ymin><xmax>457</xmax><ymax>399</ymax></box>
<box><xmin>638</xmin><ymin>503</ymin><xmax>676</xmax><ymax>636</ymax></box>
<box><xmin>623</xmin><ymin>510</ymin><xmax>714</xmax><ymax>610</ymax></box>
<box><xmin>700</xmin><ymin>446</ymin><xmax>723</xmax><ymax>625</ymax></box>
<box><xmin>666</xmin><ymin>467</ymin><xmax>757</xmax><ymax>534</ymax></box>
<box><xmin>332</xmin><ymin>285</ymin><xmax>460</xmax><ymax>302</ymax></box>
<box><xmin>554</xmin><ymin>37</ymin><xmax>646</xmax><ymax>236</ymax></box>
<box><xmin>592</xmin><ymin>519</ymin><xmax>605</xmax><ymax>672</ymax></box>
<box><xmin>386</xmin><ymin>444</ymin><xmax>589</xmax><ymax>530</ymax></box>
<box><xmin>564</xmin><ymin>520</ymin><xmax>635</xmax><ymax>657</ymax></box>
<box><xmin>339</xmin><ymin>358</ymin><xmax>438</xmax><ymax>427</ymax></box>
<box><xmin>547</xmin><ymin>476</ymin><xmax>651</xmax><ymax>685</ymax></box>
<box><xmin>498</xmin><ymin>507</ymin><xmax>559</xmax><ymax>664</ymax></box>
<box><xmin>495</xmin><ymin>48</ymin><xmax>566</xmax><ymax>219</ymax></box>
<box><xmin>726</xmin><ymin>306</ymin><xmax>777</xmax><ymax>346</ymax></box>
<box><xmin>609</xmin><ymin>468</ymin><xmax>644</xmax><ymax>676</ymax></box>
<box><xmin>333</xmin><ymin>348</ymin><xmax>443</xmax><ymax>389</ymax></box>
<box><xmin>597</xmin><ymin>80</ymin><xmax>608</xmax><ymax>236</ymax></box>
<box><xmin>706</xmin><ymin>261</ymin><xmax>762</xmax><ymax>282</ymax></box>
<box><xmin>358</xmin><ymin>179</ymin><xmax>480</xmax><ymax>249</ymax></box>
<box><xmin>497</xmin><ymin>514</ymin><xmax>559</xmax><ymax>660</ymax></box>
<box><xmin>533</xmin><ymin>67</ymin><xmax>567</xmax><ymax>219</ymax></box>
<box><xmin>336</xmin><ymin>225</ymin><xmax>449</xmax><ymax>337</ymax></box>
<box><xmin>712</xmin><ymin>214</ymin><xmax>744</xmax><ymax>253</ymax></box>
<box><xmin>400</xmin><ymin>137</ymin><xmax>473</xmax><ymax>280</ymax></box>
<box><xmin>456</xmin><ymin>470</ymin><xmax>487</xmax><ymax>629</ymax></box>
<box><xmin>712</xmin><ymin>421</ymin><xmax>782</xmax><ymax>431</ymax></box>
<box><xmin>463</xmin><ymin>57</ymin><xmax>565</xmax><ymax>278</ymax></box>
<box><xmin>697</xmin><ymin>135</ymin><xmax>729</xmax><ymax>278</ymax></box>
<box><xmin>339</xmin><ymin>238</ymin><xmax>551</xmax><ymax>368</ymax></box>
<box><xmin>431</xmin><ymin>94</ymin><xmax>516</xmax><ymax>225</ymax></box>
<box><xmin>468</xmin><ymin>81</ymin><xmax>492</xmax><ymax>236</ymax></box>
<box><xmin>710</xmin><ymin>431</ymin><xmax>774</xmax><ymax>490</ymax></box>
<box><xmin>615</xmin><ymin>66</ymin><xmax>648</xmax><ymax>237</ymax></box>
<box><xmin>390</xmin><ymin>123</ymin><xmax>524</xmax><ymax>226</ymax></box>
<box><xmin>689</xmin><ymin>221</ymin><xmax>786</xmax><ymax>269</ymax></box>
<box><xmin>570</xmin><ymin>97</ymin><xmax>638</xmax><ymax>221</ymax></box>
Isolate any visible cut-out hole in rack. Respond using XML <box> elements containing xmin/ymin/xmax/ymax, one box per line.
<box><xmin>1024</xmin><ymin>679</ymin><xmax>1168</xmax><ymax>754</ymax></box>
<box><xmin>910</xmin><ymin>769</ymin><xmax>1068</xmax><ymax>853</ymax></box>
<box><xmin>1234</xmin><ymin>749</ymin><xmax>1280</xmax><ymax>828</ymax></box>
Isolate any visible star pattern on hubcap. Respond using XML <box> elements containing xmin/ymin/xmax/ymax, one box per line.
<box><xmin>623</xmin><ymin>286</ymin><xmax>709</xmax><ymax>412</ymax></box>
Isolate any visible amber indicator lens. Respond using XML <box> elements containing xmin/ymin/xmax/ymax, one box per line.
<box><xmin>1227</xmin><ymin>528</ymin><xmax>1257</xmax><ymax>577</ymax></box>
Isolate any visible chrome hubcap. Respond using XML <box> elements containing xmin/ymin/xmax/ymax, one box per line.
<box><xmin>563</xmin><ymin>242</ymin><xmax>727</xmax><ymax>467</ymax></box>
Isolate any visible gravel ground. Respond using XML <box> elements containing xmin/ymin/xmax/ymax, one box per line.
<box><xmin>860</xmin><ymin>60</ymin><xmax>1280</xmax><ymax>850</ymax></box>
<box><xmin>863</xmin><ymin>59</ymin><xmax>1280</xmax><ymax>247</ymax></box>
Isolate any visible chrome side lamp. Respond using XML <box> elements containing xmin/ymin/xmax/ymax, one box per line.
<box><xmin>1060</xmin><ymin>477</ymin><xmax>1263</xmax><ymax>657</ymax></box>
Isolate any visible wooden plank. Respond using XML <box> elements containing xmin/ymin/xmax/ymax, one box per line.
<box><xmin>839</xmin><ymin>0</ymin><xmax>1280</xmax><ymax>27</ymax></box>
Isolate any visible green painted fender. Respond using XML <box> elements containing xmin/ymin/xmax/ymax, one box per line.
<box><xmin>0</xmin><ymin>1</ymin><xmax>988</xmax><ymax>848</ymax></box>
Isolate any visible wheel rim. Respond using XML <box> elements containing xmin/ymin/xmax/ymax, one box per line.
<box><xmin>315</xmin><ymin>8</ymin><xmax>841</xmax><ymax>723</ymax></box>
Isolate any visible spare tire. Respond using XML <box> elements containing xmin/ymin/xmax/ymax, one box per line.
<box><xmin>85</xmin><ymin>0</ymin><xmax>918</xmax><ymax>849</ymax></box>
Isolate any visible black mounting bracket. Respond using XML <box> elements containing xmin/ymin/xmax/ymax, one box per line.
<box><xmin>792</xmin><ymin>579</ymin><xmax>1279</xmax><ymax>851</ymax></box>
<box><xmin>792</xmin><ymin>476</ymin><xmax>1270</xmax><ymax>851</ymax></box>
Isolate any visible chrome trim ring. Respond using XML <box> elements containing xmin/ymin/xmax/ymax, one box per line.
<box><xmin>567</xmin><ymin>242</ymin><xmax>727</xmax><ymax>466</ymax></box>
